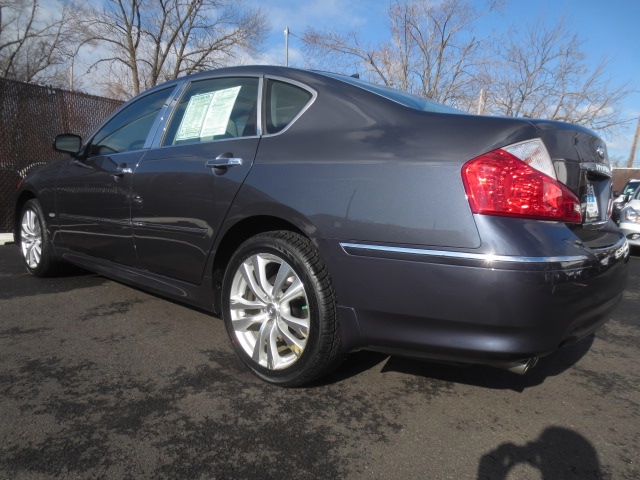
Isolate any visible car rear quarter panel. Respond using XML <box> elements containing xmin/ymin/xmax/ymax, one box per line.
<box><xmin>235</xmin><ymin>82</ymin><xmax>541</xmax><ymax>249</ymax></box>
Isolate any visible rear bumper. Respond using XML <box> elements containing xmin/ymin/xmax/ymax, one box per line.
<box><xmin>322</xmin><ymin>235</ymin><xmax>629</xmax><ymax>365</ymax></box>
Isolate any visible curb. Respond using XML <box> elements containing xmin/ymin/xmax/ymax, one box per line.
<box><xmin>0</xmin><ymin>233</ymin><xmax>14</xmax><ymax>245</ymax></box>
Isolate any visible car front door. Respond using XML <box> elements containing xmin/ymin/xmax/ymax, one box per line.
<box><xmin>55</xmin><ymin>87</ymin><xmax>174</xmax><ymax>265</ymax></box>
<box><xmin>131</xmin><ymin>76</ymin><xmax>260</xmax><ymax>284</ymax></box>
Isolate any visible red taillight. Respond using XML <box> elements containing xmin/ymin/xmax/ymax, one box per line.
<box><xmin>462</xmin><ymin>148</ymin><xmax>582</xmax><ymax>223</ymax></box>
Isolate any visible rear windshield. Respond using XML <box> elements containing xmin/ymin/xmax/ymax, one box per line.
<box><xmin>321</xmin><ymin>72</ymin><xmax>461</xmax><ymax>114</ymax></box>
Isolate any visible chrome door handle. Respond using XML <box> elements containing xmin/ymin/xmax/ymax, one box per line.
<box><xmin>113</xmin><ymin>166</ymin><xmax>133</xmax><ymax>177</ymax></box>
<box><xmin>205</xmin><ymin>158</ymin><xmax>243</xmax><ymax>168</ymax></box>
<box><xmin>205</xmin><ymin>154</ymin><xmax>243</xmax><ymax>169</ymax></box>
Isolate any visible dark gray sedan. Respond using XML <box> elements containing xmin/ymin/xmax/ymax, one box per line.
<box><xmin>14</xmin><ymin>66</ymin><xmax>629</xmax><ymax>386</ymax></box>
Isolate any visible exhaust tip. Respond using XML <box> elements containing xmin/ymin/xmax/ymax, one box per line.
<box><xmin>503</xmin><ymin>357</ymin><xmax>539</xmax><ymax>375</ymax></box>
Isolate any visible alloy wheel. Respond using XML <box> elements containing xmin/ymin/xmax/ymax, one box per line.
<box><xmin>229</xmin><ymin>252</ymin><xmax>310</xmax><ymax>370</ymax></box>
<box><xmin>21</xmin><ymin>207</ymin><xmax>42</xmax><ymax>269</ymax></box>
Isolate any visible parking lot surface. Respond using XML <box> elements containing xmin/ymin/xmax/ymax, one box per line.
<box><xmin>0</xmin><ymin>243</ymin><xmax>638</xmax><ymax>479</ymax></box>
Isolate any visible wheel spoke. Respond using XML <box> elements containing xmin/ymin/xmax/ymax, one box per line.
<box><xmin>253</xmin><ymin>254</ymin><xmax>275</xmax><ymax>299</ymax></box>
<box><xmin>272</xmin><ymin>262</ymin><xmax>293</xmax><ymax>298</ymax></box>
<box><xmin>28</xmin><ymin>242</ymin><xmax>41</xmax><ymax>267</ymax></box>
<box><xmin>230</xmin><ymin>296</ymin><xmax>267</xmax><ymax>311</ymax></box>
<box><xmin>22</xmin><ymin>212</ymin><xmax>34</xmax><ymax>238</ymax></box>
<box><xmin>231</xmin><ymin>311</ymin><xmax>268</xmax><ymax>331</ymax></box>
<box><xmin>278</xmin><ymin>277</ymin><xmax>304</xmax><ymax>305</ymax></box>
<box><xmin>268</xmin><ymin>321</ymin><xmax>284</xmax><ymax>369</ymax></box>
<box><xmin>239</xmin><ymin>259</ymin><xmax>269</xmax><ymax>303</ymax></box>
<box><xmin>252</xmin><ymin>320</ymin><xmax>274</xmax><ymax>368</ymax></box>
<box><xmin>279</xmin><ymin>311</ymin><xmax>309</xmax><ymax>336</ymax></box>
<box><xmin>22</xmin><ymin>217</ymin><xmax>31</xmax><ymax>236</ymax></box>
<box><xmin>276</xmin><ymin>318</ymin><xmax>307</xmax><ymax>350</ymax></box>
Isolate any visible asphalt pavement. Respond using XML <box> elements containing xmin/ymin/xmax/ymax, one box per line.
<box><xmin>0</xmin><ymin>242</ymin><xmax>638</xmax><ymax>479</ymax></box>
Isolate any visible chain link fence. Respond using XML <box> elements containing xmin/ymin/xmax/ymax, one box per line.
<box><xmin>0</xmin><ymin>78</ymin><xmax>123</xmax><ymax>233</ymax></box>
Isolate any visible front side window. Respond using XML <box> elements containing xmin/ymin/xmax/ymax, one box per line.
<box><xmin>87</xmin><ymin>88</ymin><xmax>172</xmax><ymax>156</ymax></box>
<box><xmin>163</xmin><ymin>77</ymin><xmax>259</xmax><ymax>146</ymax></box>
<box><xmin>265</xmin><ymin>80</ymin><xmax>313</xmax><ymax>134</ymax></box>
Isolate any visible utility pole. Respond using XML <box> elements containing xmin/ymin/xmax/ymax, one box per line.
<box><xmin>476</xmin><ymin>89</ymin><xmax>486</xmax><ymax>115</ymax></box>
<box><xmin>628</xmin><ymin>118</ymin><xmax>640</xmax><ymax>168</ymax></box>
<box><xmin>284</xmin><ymin>26</ymin><xmax>289</xmax><ymax>67</ymax></box>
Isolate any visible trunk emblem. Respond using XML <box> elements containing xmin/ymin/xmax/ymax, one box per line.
<box><xmin>596</xmin><ymin>145</ymin><xmax>606</xmax><ymax>160</ymax></box>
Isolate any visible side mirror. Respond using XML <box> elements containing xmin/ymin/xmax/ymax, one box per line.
<box><xmin>612</xmin><ymin>191</ymin><xmax>620</xmax><ymax>198</ymax></box>
<box><xmin>54</xmin><ymin>134</ymin><xmax>82</xmax><ymax>154</ymax></box>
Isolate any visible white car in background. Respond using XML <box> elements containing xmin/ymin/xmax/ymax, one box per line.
<box><xmin>619</xmin><ymin>188</ymin><xmax>640</xmax><ymax>247</ymax></box>
<box><xmin>613</xmin><ymin>179</ymin><xmax>640</xmax><ymax>222</ymax></box>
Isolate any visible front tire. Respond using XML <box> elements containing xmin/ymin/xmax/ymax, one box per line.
<box><xmin>221</xmin><ymin>231</ymin><xmax>343</xmax><ymax>386</ymax></box>
<box><xmin>20</xmin><ymin>199</ymin><xmax>58</xmax><ymax>277</ymax></box>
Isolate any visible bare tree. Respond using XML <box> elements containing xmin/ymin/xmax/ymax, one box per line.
<box><xmin>480</xmin><ymin>18</ymin><xmax>632</xmax><ymax>135</ymax></box>
<box><xmin>77</xmin><ymin>0</ymin><xmax>268</xmax><ymax>98</ymax></box>
<box><xmin>0</xmin><ymin>0</ymin><xmax>78</xmax><ymax>86</ymax></box>
<box><xmin>302</xmin><ymin>0</ymin><xmax>502</xmax><ymax>108</ymax></box>
<box><xmin>302</xmin><ymin>4</ymin><xmax>631</xmax><ymax>138</ymax></box>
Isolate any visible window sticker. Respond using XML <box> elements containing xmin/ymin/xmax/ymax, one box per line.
<box><xmin>175</xmin><ymin>86</ymin><xmax>241</xmax><ymax>142</ymax></box>
<box><xmin>201</xmin><ymin>86</ymin><xmax>241</xmax><ymax>137</ymax></box>
<box><xmin>175</xmin><ymin>92</ymin><xmax>214</xmax><ymax>141</ymax></box>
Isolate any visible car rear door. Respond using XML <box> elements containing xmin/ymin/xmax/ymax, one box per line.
<box><xmin>131</xmin><ymin>76</ymin><xmax>260</xmax><ymax>284</ymax></box>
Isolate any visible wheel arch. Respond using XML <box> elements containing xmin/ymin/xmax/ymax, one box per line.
<box><xmin>210</xmin><ymin>215</ymin><xmax>307</xmax><ymax>315</ymax></box>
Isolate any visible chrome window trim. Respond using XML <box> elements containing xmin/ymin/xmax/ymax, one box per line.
<box><xmin>256</xmin><ymin>76</ymin><xmax>264</xmax><ymax>136</ymax></box>
<box><xmin>150</xmin><ymin>82</ymin><xmax>189</xmax><ymax>148</ymax></box>
<box><xmin>261</xmin><ymin>75</ymin><xmax>318</xmax><ymax>138</ymax></box>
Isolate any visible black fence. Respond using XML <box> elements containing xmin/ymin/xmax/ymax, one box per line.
<box><xmin>0</xmin><ymin>78</ymin><xmax>123</xmax><ymax>233</ymax></box>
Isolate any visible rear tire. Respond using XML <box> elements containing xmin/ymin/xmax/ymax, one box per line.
<box><xmin>20</xmin><ymin>199</ymin><xmax>59</xmax><ymax>277</ymax></box>
<box><xmin>221</xmin><ymin>231</ymin><xmax>343</xmax><ymax>386</ymax></box>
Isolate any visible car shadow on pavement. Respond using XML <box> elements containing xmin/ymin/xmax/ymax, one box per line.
<box><xmin>331</xmin><ymin>334</ymin><xmax>596</xmax><ymax>392</ymax></box>
<box><xmin>0</xmin><ymin>245</ymin><xmax>107</xmax><ymax>300</ymax></box>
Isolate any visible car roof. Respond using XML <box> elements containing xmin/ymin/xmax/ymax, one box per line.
<box><xmin>148</xmin><ymin>65</ymin><xmax>462</xmax><ymax>116</ymax></box>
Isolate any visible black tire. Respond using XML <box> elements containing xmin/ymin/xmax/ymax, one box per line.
<box><xmin>221</xmin><ymin>231</ymin><xmax>343</xmax><ymax>386</ymax></box>
<box><xmin>19</xmin><ymin>199</ymin><xmax>59</xmax><ymax>277</ymax></box>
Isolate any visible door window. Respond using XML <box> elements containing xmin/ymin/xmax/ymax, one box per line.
<box><xmin>163</xmin><ymin>77</ymin><xmax>259</xmax><ymax>146</ymax></box>
<box><xmin>87</xmin><ymin>88</ymin><xmax>172</xmax><ymax>156</ymax></box>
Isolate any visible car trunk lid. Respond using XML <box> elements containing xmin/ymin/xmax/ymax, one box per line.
<box><xmin>531</xmin><ymin>120</ymin><xmax>614</xmax><ymax>234</ymax></box>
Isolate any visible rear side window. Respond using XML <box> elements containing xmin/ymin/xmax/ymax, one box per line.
<box><xmin>87</xmin><ymin>87</ymin><xmax>172</xmax><ymax>156</ymax></box>
<box><xmin>163</xmin><ymin>77</ymin><xmax>259</xmax><ymax>146</ymax></box>
<box><xmin>265</xmin><ymin>80</ymin><xmax>313</xmax><ymax>134</ymax></box>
